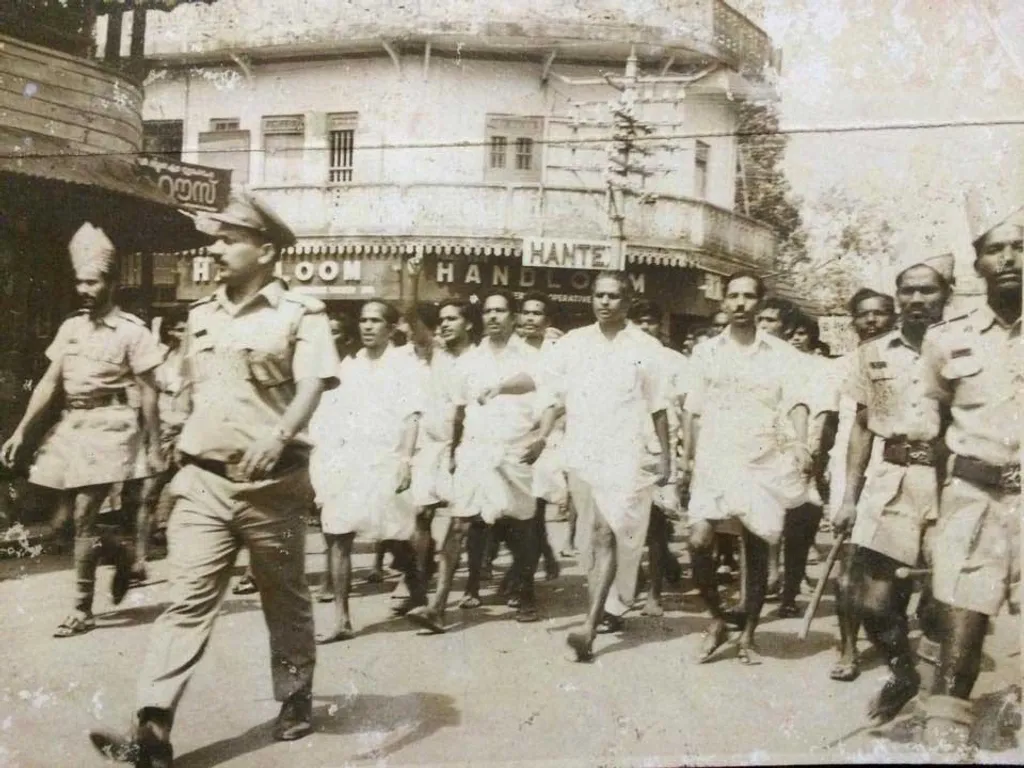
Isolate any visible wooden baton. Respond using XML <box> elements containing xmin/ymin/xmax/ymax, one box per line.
<box><xmin>798</xmin><ymin>530</ymin><xmax>849</xmax><ymax>640</ymax></box>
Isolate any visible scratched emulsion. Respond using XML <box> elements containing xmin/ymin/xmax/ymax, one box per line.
<box><xmin>0</xmin><ymin>1</ymin><xmax>1021</xmax><ymax>767</ymax></box>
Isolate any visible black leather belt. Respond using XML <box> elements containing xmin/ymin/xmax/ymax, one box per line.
<box><xmin>65</xmin><ymin>391</ymin><xmax>129</xmax><ymax>410</ymax></box>
<box><xmin>181</xmin><ymin>448</ymin><xmax>308</xmax><ymax>482</ymax></box>
<box><xmin>882</xmin><ymin>439</ymin><xmax>938</xmax><ymax>467</ymax></box>
<box><xmin>951</xmin><ymin>454</ymin><xmax>1021</xmax><ymax>494</ymax></box>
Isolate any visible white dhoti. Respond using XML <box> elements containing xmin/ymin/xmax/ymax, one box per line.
<box><xmin>689</xmin><ymin>448</ymin><xmax>807</xmax><ymax>546</ymax></box>
<box><xmin>311</xmin><ymin>440</ymin><xmax>417</xmax><ymax>540</ymax></box>
<box><xmin>410</xmin><ymin>430</ymin><xmax>454</xmax><ymax>509</ymax></box>
<box><xmin>452</xmin><ymin>434</ymin><xmax>534</xmax><ymax>525</ymax></box>
<box><xmin>568</xmin><ymin>467</ymin><xmax>655</xmax><ymax>617</ymax></box>
<box><xmin>530</xmin><ymin>429</ymin><xmax>568</xmax><ymax>506</ymax></box>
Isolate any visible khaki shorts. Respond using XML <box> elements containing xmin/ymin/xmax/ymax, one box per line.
<box><xmin>931</xmin><ymin>477</ymin><xmax>1020</xmax><ymax>617</ymax></box>
<box><xmin>852</xmin><ymin>462</ymin><xmax>938</xmax><ymax>566</ymax></box>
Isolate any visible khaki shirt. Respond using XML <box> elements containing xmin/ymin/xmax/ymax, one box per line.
<box><xmin>845</xmin><ymin>328</ymin><xmax>940</xmax><ymax>441</ymax></box>
<box><xmin>46</xmin><ymin>307</ymin><xmax>163</xmax><ymax>398</ymax></box>
<box><xmin>919</xmin><ymin>305</ymin><xmax>1022</xmax><ymax>466</ymax></box>
<box><xmin>177</xmin><ymin>280</ymin><xmax>340</xmax><ymax>462</ymax></box>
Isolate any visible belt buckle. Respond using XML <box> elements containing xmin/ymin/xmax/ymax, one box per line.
<box><xmin>1001</xmin><ymin>464</ymin><xmax>1021</xmax><ymax>493</ymax></box>
<box><xmin>908</xmin><ymin>445</ymin><xmax>930</xmax><ymax>465</ymax></box>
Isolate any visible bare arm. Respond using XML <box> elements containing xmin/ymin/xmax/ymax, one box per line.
<box><xmin>450</xmin><ymin>404</ymin><xmax>466</xmax><ymax>467</ymax></box>
<box><xmin>396</xmin><ymin>412</ymin><xmax>421</xmax><ymax>492</ymax></box>
<box><xmin>1</xmin><ymin>358</ymin><xmax>63</xmax><ymax>467</ymax></box>
<box><xmin>12</xmin><ymin>359</ymin><xmax>63</xmax><ymax>438</ymax></box>
<box><xmin>135</xmin><ymin>369</ymin><xmax>161</xmax><ymax>454</ymax></box>
<box><xmin>834</xmin><ymin>405</ymin><xmax>872</xmax><ymax>533</ymax></box>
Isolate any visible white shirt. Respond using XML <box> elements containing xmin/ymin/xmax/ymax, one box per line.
<box><xmin>543</xmin><ymin>322</ymin><xmax>667</xmax><ymax>487</ymax></box>
<box><xmin>453</xmin><ymin>333</ymin><xmax>539</xmax><ymax>445</ymax></box>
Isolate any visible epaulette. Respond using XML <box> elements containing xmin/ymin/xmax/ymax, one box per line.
<box><xmin>114</xmin><ymin>309</ymin><xmax>146</xmax><ymax>326</ymax></box>
<box><xmin>282</xmin><ymin>291</ymin><xmax>326</xmax><ymax>314</ymax></box>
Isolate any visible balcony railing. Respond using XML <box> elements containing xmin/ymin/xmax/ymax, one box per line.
<box><xmin>143</xmin><ymin>0</ymin><xmax>774</xmax><ymax>74</ymax></box>
<box><xmin>251</xmin><ymin>182</ymin><xmax>775</xmax><ymax>266</ymax></box>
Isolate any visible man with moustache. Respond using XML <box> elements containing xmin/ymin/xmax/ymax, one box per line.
<box><xmin>88</xmin><ymin>191</ymin><xmax>340</xmax><ymax>765</ymax></box>
<box><xmin>409</xmin><ymin>298</ymin><xmax>478</xmax><ymax>581</ymax></box>
<box><xmin>832</xmin><ymin>251</ymin><xmax>952</xmax><ymax>722</ymax></box>
<box><xmin>919</xmin><ymin>202</ymin><xmax>1022</xmax><ymax>757</ymax></box>
<box><xmin>827</xmin><ymin>287</ymin><xmax>898</xmax><ymax>682</ymax></box>
<box><xmin>1</xmin><ymin>223</ymin><xmax>163</xmax><ymax>639</ymax></box>
<box><xmin>535</xmin><ymin>273</ymin><xmax>671</xmax><ymax>661</ymax></box>
<box><xmin>407</xmin><ymin>289</ymin><xmax>542</xmax><ymax>631</ymax></box>
<box><xmin>310</xmin><ymin>299</ymin><xmax>426</xmax><ymax>642</ymax></box>
<box><xmin>683</xmin><ymin>273</ymin><xmax>810</xmax><ymax>666</ymax></box>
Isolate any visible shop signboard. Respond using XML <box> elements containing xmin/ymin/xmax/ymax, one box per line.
<box><xmin>136</xmin><ymin>156</ymin><xmax>231</xmax><ymax>213</ymax></box>
<box><xmin>521</xmin><ymin>237</ymin><xmax>622</xmax><ymax>271</ymax></box>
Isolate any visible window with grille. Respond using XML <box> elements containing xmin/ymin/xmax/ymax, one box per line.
<box><xmin>197</xmin><ymin>129</ymin><xmax>250</xmax><ymax>186</ymax></box>
<box><xmin>694</xmin><ymin>140</ymin><xmax>710</xmax><ymax>199</ymax></box>
<box><xmin>490</xmin><ymin>136</ymin><xmax>507</xmax><ymax>169</ymax></box>
<box><xmin>210</xmin><ymin>118</ymin><xmax>240</xmax><ymax>132</ymax></box>
<box><xmin>515</xmin><ymin>138</ymin><xmax>533</xmax><ymax>171</ymax></box>
<box><xmin>328</xmin><ymin>113</ymin><xmax>357</xmax><ymax>182</ymax></box>
<box><xmin>143</xmin><ymin>120</ymin><xmax>183</xmax><ymax>159</ymax></box>
<box><xmin>262</xmin><ymin>115</ymin><xmax>305</xmax><ymax>185</ymax></box>
<box><xmin>484</xmin><ymin>115</ymin><xmax>542</xmax><ymax>182</ymax></box>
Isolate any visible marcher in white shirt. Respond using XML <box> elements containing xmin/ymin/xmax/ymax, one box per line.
<box><xmin>407</xmin><ymin>290</ymin><xmax>543</xmax><ymax>632</ymax></box>
<box><xmin>309</xmin><ymin>300</ymin><xmax>425</xmax><ymax>643</ymax></box>
<box><xmin>537</xmin><ymin>273</ymin><xmax>671</xmax><ymax>662</ymax></box>
<box><xmin>682</xmin><ymin>273</ymin><xmax>811</xmax><ymax>666</ymax></box>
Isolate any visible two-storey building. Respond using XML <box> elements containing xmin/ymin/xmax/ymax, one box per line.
<box><xmin>118</xmin><ymin>0</ymin><xmax>781</xmax><ymax>335</ymax></box>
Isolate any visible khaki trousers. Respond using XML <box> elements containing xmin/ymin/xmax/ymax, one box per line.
<box><xmin>137</xmin><ymin>464</ymin><xmax>315</xmax><ymax>713</ymax></box>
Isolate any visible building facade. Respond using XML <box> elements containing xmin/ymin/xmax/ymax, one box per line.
<box><xmin>117</xmin><ymin>0</ymin><xmax>781</xmax><ymax>335</ymax></box>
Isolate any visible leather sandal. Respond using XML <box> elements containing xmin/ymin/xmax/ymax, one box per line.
<box><xmin>54</xmin><ymin>612</ymin><xmax>95</xmax><ymax>638</ymax></box>
<box><xmin>696</xmin><ymin>622</ymin><xmax>730</xmax><ymax>664</ymax></box>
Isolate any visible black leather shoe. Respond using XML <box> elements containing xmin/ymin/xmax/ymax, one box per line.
<box><xmin>273</xmin><ymin>692</ymin><xmax>313</xmax><ymax>742</ymax></box>
<box><xmin>90</xmin><ymin>717</ymin><xmax>173</xmax><ymax>767</ymax></box>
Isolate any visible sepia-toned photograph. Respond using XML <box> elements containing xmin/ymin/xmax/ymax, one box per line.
<box><xmin>0</xmin><ymin>1</ymin><xmax>1020</xmax><ymax>765</ymax></box>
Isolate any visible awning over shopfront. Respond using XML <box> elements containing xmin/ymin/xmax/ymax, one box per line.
<box><xmin>0</xmin><ymin>127</ymin><xmax>209</xmax><ymax>252</ymax></box>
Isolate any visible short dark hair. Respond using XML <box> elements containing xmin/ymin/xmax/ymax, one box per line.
<box><xmin>629</xmin><ymin>299</ymin><xmax>662</xmax><ymax>321</ymax></box>
<box><xmin>480</xmin><ymin>288</ymin><xmax>518</xmax><ymax>314</ymax></box>
<box><xmin>788</xmin><ymin>312</ymin><xmax>820</xmax><ymax>344</ymax></box>
<box><xmin>438</xmin><ymin>298</ymin><xmax>479</xmax><ymax>334</ymax></box>
<box><xmin>724</xmin><ymin>271</ymin><xmax>766</xmax><ymax>300</ymax></box>
<box><xmin>520</xmin><ymin>291</ymin><xmax>551</xmax><ymax>316</ymax></box>
<box><xmin>361</xmin><ymin>299</ymin><xmax>400</xmax><ymax>326</ymax></box>
<box><xmin>847</xmin><ymin>288</ymin><xmax>895</xmax><ymax>318</ymax></box>
<box><xmin>592</xmin><ymin>271</ymin><xmax>634</xmax><ymax>301</ymax></box>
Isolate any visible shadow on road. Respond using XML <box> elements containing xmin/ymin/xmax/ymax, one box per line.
<box><xmin>174</xmin><ymin>691</ymin><xmax>460</xmax><ymax>767</ymax></box>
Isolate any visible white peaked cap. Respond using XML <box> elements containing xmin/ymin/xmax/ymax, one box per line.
<box><xmin>68</xmin><ymin>222</ymin><xmax>116</xmax><ymax>279</ymax></box>
<box><xmin>963</xmin><ymin>177</ymin><xmax>1024</xmax><ymax>244</ymax></box>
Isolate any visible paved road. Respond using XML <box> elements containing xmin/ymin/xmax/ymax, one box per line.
<box><xmin>0</xmin><ymin>522</ymin><xmax>1019</xmax><ymax>767</ymax></box>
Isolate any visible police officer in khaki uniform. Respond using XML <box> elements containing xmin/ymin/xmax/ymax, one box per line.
<box><xmin>0</xmin><ymin>223</ymin><xmax>163</xmax><ymax>638</ymax></box>
<box><xmin>90</xmin><ymin>191</ymin><xmax>340</xmax><ymax>767</ymax></box>
<box><xmin>917</xmin><ymin>201</ymin><xmax>1021</xmax><ymax>756</ymax></box>
<box><xmin>832</xmin><ymin>250</ymin><xmax>952</xmax><ymax>723</ymax></box>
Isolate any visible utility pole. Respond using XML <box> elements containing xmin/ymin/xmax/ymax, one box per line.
<box><xmin>604</xmin><ymin>48</ymin><xmax>654</xmax><ymax>268</ymax></box>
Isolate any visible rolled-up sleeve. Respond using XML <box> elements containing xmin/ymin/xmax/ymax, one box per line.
<box><xmin>918</xmin><ymin>331</ymin><xmax>952</xmax><ymax>406</ymax></box>
<box><xmin>127</xmin><ymin>325</ymin><xmax>166</xmax><ymax>375</ymax></box>
<box><xmin>780</xmin><ymin>350</ymin><xmax>810</xmax><ymax>415</ymax></box>
<box><xmin>294</xmin><ymin>311</ymin><xmax>342</xmax><ymax>389</ymax></box>
<box><xmin>842</xmin><ymin>349</ymin><xmax>870</xmax><ymax>407</ymax></box>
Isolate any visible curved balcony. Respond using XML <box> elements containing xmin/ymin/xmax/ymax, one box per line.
<box><xmin>0</xmin><ymin>32</ymin><xmax>142</xmax><ymax>155</ymax></box>
<box><xmin>250</xmin><ymin>182</ymin><xmax>776</xmax><ymax>267</ymax></box>
<box><xmin>143</xmin><ymin>0</ymin><xmax>773</xmax><ymax>74</ymax></box>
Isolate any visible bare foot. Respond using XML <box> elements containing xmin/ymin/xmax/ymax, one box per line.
<box><xmin>567</xmin><ymin>631</ymin><xmax>594</xmax><ymax>662</ymax></box>
<box><xmin>315</xmin><ymin>624</ymin><xmax>354</xmax><ymax>644</ymax></box>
